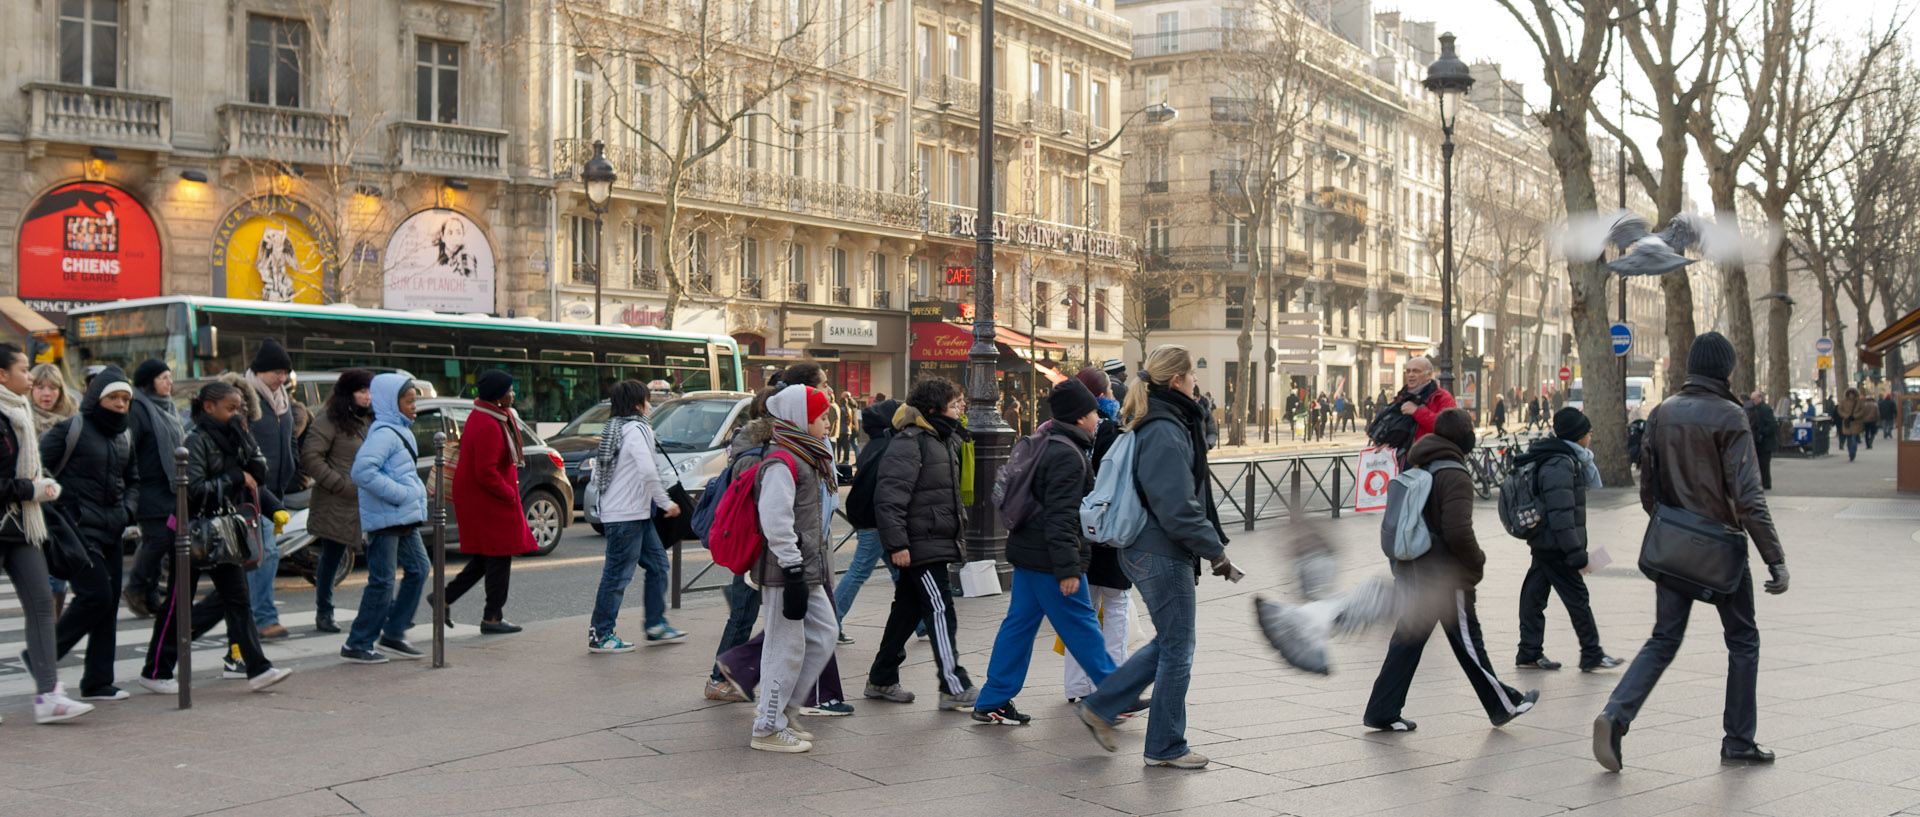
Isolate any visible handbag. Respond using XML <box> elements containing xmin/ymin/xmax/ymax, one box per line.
<box><xmin>652</xmin><ymin>441</ymin><xmax>697</xmax><ymax>544</ymax></box>
<box><xmin>40</xmin><ymin>505</ymin><xmax>95</xmax><ymax>582</ymax></box>
<box><xmin>188</xmin><ymin>481</ymin><xmax>263</xmax><ymax>567</ymax></box>
<box><xmin>1637</xmin><ymin>410</ymin><xmax>1748</xmax><ymax>602</ymax></box>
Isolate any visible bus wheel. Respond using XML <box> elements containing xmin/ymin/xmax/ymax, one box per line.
<box><xmin>523</xmin><ymin>490</ymin><xmax>564</xmax><ymax>557</ymax></box>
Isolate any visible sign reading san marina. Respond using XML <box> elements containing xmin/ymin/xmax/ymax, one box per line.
<box><xmin>946</xmin><ymin>213</ymin><xmax>1132</xmax><ymax>262</ymax></box>
<box><xmin>815</xmin><ymin>317</ymin><xmax>878</xmax><ymax>346</ymax></box>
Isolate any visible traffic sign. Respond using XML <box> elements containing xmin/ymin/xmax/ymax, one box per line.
<box><xmin>1609</xmin><ymin>322</ymin><xmax>1632</xmax><ymax>357</ymax></box>
<box><xmin>1815</xmin><ymin>337</ymin><xmax>1834</xmax><ymax>355</ymax></box>
<box><xmin>1558</xmin><ymin>366</ymin><xmax>1572</xmax><ymax>383</ymax></box>
<box><xmin>1817</xmin><ymin>354</ymin><xmax>1832</xmax><ymax>370</ymax></box>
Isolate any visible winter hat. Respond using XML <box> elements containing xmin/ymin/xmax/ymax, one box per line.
<box><xmin>1687</xmin><ymin>332</ymin><xmax>1736</xmax><ymax>382</ymax></box>
<box><xmin>1103</xmin><ymin>359</ymin><xmax>1126</xmax><ymax>376</ymax></box>
<box><xmin>807</xmin><ymin>386</ymin><xmax>831</xmax><ymax>424</ymax></box>
<box><xmin>475</xmin><ymin>369</ymin><xmax>515</xmax><ymax>401</ymax></box>
<box><xmin>1074</xmin><ymin>367</ymin><xmax>1109</xmax><ymax>398</ymax></box>
<box><xmin>766</xmin><ymin>383</ymin><xmax>813</xmax><ymax>427</ymax></box>
<box><xmin>1048</xmin><ymin>378</ymin><xmax>1098</xmax><ymax>423</ymax></box>
<box><xmin>250</xmin><ymin>339</ymin><xmax>293</xmax><ymax>373</ymax></box>
<box><xmin>1434</xmin><ymin>407</ymin><xmax>1476</xmax><ymax>453</ymax></box>
<box><xmin>1553</xmin><ymin>407</ymin><xmax>1592</xmax><ymax>441</ymax></box>
<box><xmin>132</xmin><ymin>358</ymin><xmax>169</xmax><ymax>390</ymax></box>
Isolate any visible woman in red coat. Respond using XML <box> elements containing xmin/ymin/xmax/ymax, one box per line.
<box><xmin>442</xmin><ymin>369</ymin><xmax>535</xmax><ymax>633</ymax></box>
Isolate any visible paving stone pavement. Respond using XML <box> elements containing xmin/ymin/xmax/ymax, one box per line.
<box><xmin>0</xmin><ymin>445</ymin><xmax>1915</xmax><ymax>817</ymax></box>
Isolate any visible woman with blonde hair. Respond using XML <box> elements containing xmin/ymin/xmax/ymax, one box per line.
<box><xmin>28</xmin><ymin>364</ymin><xmax>77</xmax><ymax>437</ymax></box>
<box><xmin>1076</xmin><ymin>344</ymin><xmax>1236</xmax><ymax>770</ymax></box>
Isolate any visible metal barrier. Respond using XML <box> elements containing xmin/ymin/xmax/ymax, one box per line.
<box><xmin>669</xmin><ymin>511</ymin><xmax>861</xmax><ymax>609</ymax></box>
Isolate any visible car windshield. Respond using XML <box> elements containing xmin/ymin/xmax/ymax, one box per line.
<box><xmin>556</xmin><ymin>404</ymin><xmax>612</xmax><ymax>438</ymax></box>
<box><xmin>1626</xmin><ymin>384</ymin><xmax>1644</xmax><ymax>401</ymax></box>
<box><xmin>649</xmin><ymin>398</ymin><xmax>735</xmax><ymax>451</ymax></box>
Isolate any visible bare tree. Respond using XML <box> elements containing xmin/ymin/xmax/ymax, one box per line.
<box><xmin>1454</xmin><ymin>118</ymin><xmax>1553</xmax><ymax>404</ymax></box>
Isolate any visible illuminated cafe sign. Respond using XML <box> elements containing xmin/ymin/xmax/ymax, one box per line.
<box><xmin>814</xmin><ymin>317</ymin><xmax>878</xmax><ymax>347</ymax></box>
<box><xmin>944</xmin><ymin>266</ymin><xmax>974</xmax><ymax>286</ymax></box>
<box><xmin>946</xmin><ymin>213</ymin><xmax>1131</xmax><ymax>261</ymax></box>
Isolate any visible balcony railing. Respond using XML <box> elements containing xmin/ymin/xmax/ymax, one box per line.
<box><xmin>873</xmin><ymin>290</ymin><xmax>892</xmax><ymax>310</ymax></box>
<box><xmin>573</xmin><ymin>263</ymin><xmax>599</xmax><ymax>286</ymax></box>
<box><xmin>831</xmin><ymin>285</ymin><xmax>852</xmax><ymax>305</ymax></box>
<box><xmin>634</xmin><ymin>268</ymin><xmax>660</xmax><ymax>290</ymax></box>
<box><xmin>1017</xmin><ymin>0</ymin><xmax>1132</xmax><ymax>46</ymax></box>
<box><xmin>871</xmin><ymin>62</ymin><xmax>899</xmax><ymax>87</ymax></box>
<box><xmin>1132</xmin><ymin>27</ymin><xmax>1271</xmax><ymax>57</ymax></box>
<box><xmin>1020</xmin><ymin>100</ymin><xmax>1064</xmax><ymax>133</ymax></box>
<box><xmin>391</xmin><ymin>121</ymin><xmax>508</xmax><ymax>178</ymax></box>
<box><xmin>1210</xmin><ymin>96</ymin><xmax>1257</xmax><ymax>123</ymax></box>
<box><xmin>23</xmin><ymin>83</ymin><xmax>171</xmax><ymax>151</ymax></box>
<box><xmin>1146</xmin><ymin>179</ymin><xmax>1169</xmax><ymax>194</ymax></box>
<box><xmin>1063</xmin><ymin>109</ymin><xmax>1089</xmax><ymax>138</ymax></box>
<box><xmin>788</xmin><ymin>281</ymin><xmax>810</xmax><ymax>301</ymax></box>
<box><xmin>740</xmin><ymin>277</ymin><xmax>764</xmax><ymax>299</ymax></box>
<box><xmin>217</xmin><ymin>103</ymin><xmax>344</xmax><ymax>165</ymax></box>
<box><xmin>688</xmin><ymin>272</ymin><xmax>714</xmax><ymax>294</ymax></box>
<box><xmin>552</xmin><ymin>139</ymin><xmax>924</xmax><ymax>231</ymax></box>
<box><xmin>1323</xmin><ymin>260</ymin><xmax>1367</xmax><ymax>287</ymax></box>
<box><xmin>1210</xmin><ymin>170</ymin><xmax>1249</xmax><ymax>198</ymax></box>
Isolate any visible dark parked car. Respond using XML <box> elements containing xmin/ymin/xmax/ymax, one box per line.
<box><xmin>545</xmin><ymin>401</ymin><xmax>611</xmax><ymax>513</ymax></box>
<box><xmin>410</xmin><ymin>398</ymin><xmax>574</xmax><ymax>556</ymax></box>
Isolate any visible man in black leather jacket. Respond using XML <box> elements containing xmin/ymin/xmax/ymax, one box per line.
<box><xmin>1513</xmin><ymin>407</ymin><xmax>1622</xmax><ymax>674</ymax></box>
<box><xmin>1595</xmin><ymin>332</ymin><xmax>1789</xmax><ymax>772</ymax></box>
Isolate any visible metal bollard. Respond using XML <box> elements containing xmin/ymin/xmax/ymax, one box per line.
<box><xmin>172</xmin><ymin>447</ymin><xmax>192</xmax><ymax>710</ymax></box>
<box><xmin>1243</xmin><ymin>462</ymin><xmax>1256</xmax><ymax>532</ymax></box>
<box><xmin>1290</xmin><ymin>466</ymin><xmax>1303</xmax><ymax>520</ymax></box>
<box><xmin>1331</xmin><ymin>466</ymin><xmax>1343</xmax><ymax>520</ymax></box>
<box><xmin>431</xmin><ymin>432</ymin><xmax>447</xmax><ymax>668</ymax></box>
<box><xmin>670</xmin><ymin>540</ymin><xmax>682</xmax><ymax>610</ymax></box>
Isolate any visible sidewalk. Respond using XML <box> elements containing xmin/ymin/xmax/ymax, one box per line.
<box><xmin>0</xmin><ymin>447</ymin><xmax>1916</xmax><ymax>817</ymax></box>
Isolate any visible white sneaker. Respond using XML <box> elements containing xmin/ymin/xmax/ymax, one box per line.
<box><xmin>749</xmin><ymin>728</ymin><xmax>813</xmax><ymax>753</ymax></box>
<box><xmin>34</xmin><ymin>684</ymin><xmax>95</xmax><ymax>724</ymax></box>
<box><xmin>137</xmin><ymin>676</ymin><xmax>178</xmax><ymax>695</ymax></box>
<box><xmin>247</xmin><ymin>667</ymin><xmax>293</xmax><ymax>692</ymax></box>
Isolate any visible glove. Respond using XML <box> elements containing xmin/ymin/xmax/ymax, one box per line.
<box><xmin>271</xmin><ymin>510</ymin><xmax>291</xmax><ymax>535</ymax></box>
<box><xmin>1764</xmin><ymin>563</ymin><xmax>1789</xmax><ymax>595</ymax></box>
<box><xmin>781</xmin><ymin>565</ymin><xmax>809</xmax><ymax>620</ymax></box>
<box><xmin>1565</xmin><ymin>550</ymin><xmax>1590</xmax><ymax>570</ymax></box>
<box><xmin>29</xmin><ymin>477</ymin><xmax>60</xmax><ymax>503</ymax></box>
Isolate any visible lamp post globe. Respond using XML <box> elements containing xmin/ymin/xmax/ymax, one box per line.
<box><xmin>1423</xmin><ymin>33</ymin><xmax>1474</xmax><ymax>392</ymax></box>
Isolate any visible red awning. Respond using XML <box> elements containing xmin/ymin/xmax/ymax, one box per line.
<box><xmin>995</xmin><ymin>326</ymin><xmax>1067</xmax><ymax>354</ymax></box>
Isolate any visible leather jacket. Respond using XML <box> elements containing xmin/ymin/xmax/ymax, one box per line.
<box><xmin>1639</xmin><ymin>375</ymin><xmax>1785</xmax><ymax>566</ymax></box>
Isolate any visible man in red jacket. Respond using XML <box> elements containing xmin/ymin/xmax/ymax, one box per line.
<box><xmin>1394</xmin><ymin>356</ymin><xmax>1455</xmax><ymax>440</ymax></box>
<box><xmin>440</xmin><ymin>369</ymin><xmax>536</xmax><ymax>633</ymax></box>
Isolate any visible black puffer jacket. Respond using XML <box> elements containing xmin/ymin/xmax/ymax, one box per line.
<box><xmin>1513</xmin><ymin>437</ymin><xmax>1587</xmax><ymax>565</ymax></box>
<box><xmin>1005</xmin><ymin>421</ymin><xmax>1094</xmax><ymax>581</ymax></box>
<box><xmin>872</xmin><ymin>404</ymin><xmax>967</xmax><ymax>567</ymax></box>
<box><xmin>184</xmin><ymin>416</ymin><xmax>272</xmax><ymax>518</ymax></box>
<box><xmin>1086</xmin><ymin>415</ymin><xmax>1129</xmax><ymax>590</ymax></box>
<box><xmin>41</xmin><ymin>369</ymin><xmax>137</xmax><ymax>544</ymax></box>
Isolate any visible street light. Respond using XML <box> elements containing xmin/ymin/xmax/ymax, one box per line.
<box><xmin>580</xmin><ymin>139</ymin><xmax>617</xmax><ymax>325</ymax></box>
<box><xmin>1424</xmin><ymin>33</ymin><xmax>1474</xmax><ymax>393</ymax></box>
<box><xmin>966</xmin><ymin>0</ymin><xmax>1013</xmax><ymax>585</ymax></box>
<box><xmin>1084</xmin><ymin>102</ymin><xmax>1177</xmax><ymax>363</ymax></box>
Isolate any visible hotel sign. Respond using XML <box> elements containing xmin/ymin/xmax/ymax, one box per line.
<box><xmin>945</xmin><ymin>213</ymin><xmax>1131</xmax><ymax>262</ymax></box>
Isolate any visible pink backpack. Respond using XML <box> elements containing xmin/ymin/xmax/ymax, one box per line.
<box><xmin>709</xmin><ymin>450</ymin><xmax>799</xmax><ymax>575</ymax></box>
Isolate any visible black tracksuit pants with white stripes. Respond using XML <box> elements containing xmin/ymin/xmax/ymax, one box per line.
<box><xmin>867</xmin><ymin>561</ymin><xmax>973</xmax><ymax>695</ymax></box>
<box><xmin>1365</xmin><ymin>584</ymin><xmax>1527</xmax><ymax>725</ymax></box>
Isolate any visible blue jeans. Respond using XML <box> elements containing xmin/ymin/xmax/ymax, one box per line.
<box><xmin>313</xmin><ymin>537</ymin><xmax>352</xmax><ymax>617</ymax></box>
<box><xmin>1844</xmin><ymin>433</ymin><xmax>1861</xmax><ymax>460</ymax></box>
<box><xmin>592</xmin><ymin>520</ymin><xmax>671</xmax><ymax>636</ymax></box>
<box><xmin>346</xmin><ymin>528</ymin><xmax>429</xmax><ymax>652</ymax></box>
<box><xmin>1084</xmin><ymin>549</ymin><xmax>1197</xmax><ymax>762</ymax></box>
<box><xmin>834</xmin><ymin>529</ymin><xmax>898</xmax><ymax>626</ymax></box>
<box><xmin>248</xmin><ymin>517</ymin><xmax>281</xmax><ymax>627</ymax></box>
<box><xmin>975</xmin><ymin>567</ymin><xmax>1114</xmax><ymax>711</ymax></box>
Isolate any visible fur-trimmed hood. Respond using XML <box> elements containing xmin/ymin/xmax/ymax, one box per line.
<box><xmin>215</xmin><ymin>371</ymin><xmax>263</xmax><ymax>422</ymax></box>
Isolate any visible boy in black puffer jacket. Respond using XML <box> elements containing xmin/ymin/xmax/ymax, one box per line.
<box><xmin>39</xmin><ymin>367</ymin><xmax>139</xmax><ymax>700</ymax></box>
<box><xmin>1513</xmin><ymin>408</ymin><xmax>1623</xmax><ymax>673</ymax></box>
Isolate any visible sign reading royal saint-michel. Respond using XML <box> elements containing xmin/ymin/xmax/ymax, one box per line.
<box><xmin>945</xmin><ymin>213</ymin><xmax>1132</xmax><ymax>262</ymax></box>
<box><xmin>815</xmin><ymin>317</ymin><xmax>878</xmax><ymax>346</ymax></box>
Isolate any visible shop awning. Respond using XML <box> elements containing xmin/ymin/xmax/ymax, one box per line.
<box><xmin>0</xmin><ymin>297</ymin><xmax>57</xmax><ymax>336</ymax></box>
<box><xmin>910</xmin><ymin>321</ymin><xmax>975</xmax><ymax>361</ymax></box>
<box><xmin>1863</xmin><ymin>306</ymin><xmax>1920</xmax><ymax>355</ymax></box>
<box><xmin>996</xmin><ymin>326</ymin><xmax>1067</xmax><ymax>358</ymax></box>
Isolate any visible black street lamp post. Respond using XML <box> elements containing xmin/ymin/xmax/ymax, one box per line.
<box><xmin>1424</xmin><ymin>33</ymin><xmax>1474</xmax><ymax>392</ymax></box>
<box><xmin>581</xmin><ymin>140</ymin><xmax>617</xmax><ymax>325</ymax></box>
<box><xmin>966</xmin><ymin>0</ymin><xmax>1014</xmax><ymax>583</ymax></box>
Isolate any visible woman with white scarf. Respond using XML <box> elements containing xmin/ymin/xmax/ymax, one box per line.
<box><xmin>0</xmin><ymin>343</ymin><xmax>94</xmax><ymax>723</ymax></box>
<box><xmin>586</xmin><ymin>380</ymin><xmax>684</xmax><ymax>653</ymax></box>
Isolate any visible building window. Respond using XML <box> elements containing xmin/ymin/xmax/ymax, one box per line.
<box><xmin>916</xmin><ymin>144</ymin><xmax>936</xmax><ymax>199</ymax></box>
<box><xmin>1063</xmin><ymin>69</ymin><xmax>1080</xmax><ymax>113</ymax></box>
<box><xmin>246</xmin><ymin>14</ymin><xmax>307</xmax><ymax>108</ymax></box>
<box><xmin>1226</xmin><ymin>285</ymin><xmax>1246</xmax><ymax>329</ymax></box>
<box><xmin>1147</xmin><ymin>144</ymin><xmax>1168</xmax><ymax>191</ymax></box>
<box><xmin>872</xmin><ymin>254</ymin><xmax>890</xmax><ymax>301</ymax></box>
<box><xmin>872</xmin><ymin>120</ymin><xmax>888</xmax><ymax>191</ymax></box>
<box><xmin>1034</xmin><ymin>281</ymin><xmax>1050</xmax><ymax>328</ymax></box>
<box><xmin>870</xmin><ymin>1</ymin><xmax>891</xmax><ymax>72</ymax></box>
<box><xmin>833</xmin><ymin>112</ymin><xmax>850</xmax><ymax>185</ymax></box>
<box><xmin>1067</xmin><ymin>285</ymin><xmax>1082</xmax><ymax>330</ymax></box>
<box><xmin>1029</xmin><ymin>58</ymin><xmax>1048</xmax><ymax>103</ymax></box>
<box><xmin>1147</xmin><ymin>217</ymin><xmax>1170</xmax><ymax>256</ymax></box>
<box><xmin>831</xmin><ymin>247</ymin><xmax>850</xmax><ymax>287</ymax></box>
<box><xmin>1227</xmin><ymin>216</ymin><xmax>1250</xmax><ymax>264</ymax></box>
<box><xmin>738</xmin><ymin>237</ymin><xmax>760</xmax><ymax>294</ymax></box>
<box><xmin>1154</xmin><ymin>12</ymin><xmax>1179</xmax><ymax>54</ymax></box>
<box><xmin>571</xmin><ymin>53</ymin><xmax>595</xmax><ymax>140</ymax></box>
<box><xmin>415</xmin><ymin>39</ymin><xmax>460</xmax><ymax>123</ymax></box>
<box><xmin>632</xmin><ymin>224</ymin><xmax>656</xmax><ymax>287</ymax></box>
<box><xmin>1146</xmin><ymin>75</ymin><xmax>1169</xmax><ymax>105</ymax></box>
<box><xmin>1144</xmin><ymin>286</ymin><xmax>1171</xmax><ymax>330</ymax></box>
<box><xmin>947</xmin><ymin>32</ymin><xmax>968</xmax><ymax>79</ymax></box>
<box><xmin>1094</xmin><ymin>288</ymin><xmax>1109</xmax><ymax>332</ymax></box>
<box><xmin>1090</xmin><ymin>182</ymin><xmax>1107</xmax><ymax>229</ymax></box>
<box><xmin>632</xmin><ymin>64</ymin><xmax>654</xmax><ymax>136</ymax></box>
<box><xmin>1062</xmin><ymin>181</ymin><xmax>1079</xmax><ymax>227</ymax></box>
<box><xmin>913</xmin><ymin>257</ymin><xmax>932</xmax><ymax>298</ymax></box>
<box><xmin>947</xmin><ymin>152</ymin><xmax>969</xmax><ymax>206</ymax></box>
<box><xmin>917</xmin><ymin>24</ymin><xmax>936</xmax><ymax>85</ymax></box>
<box><xmin>1091</xmin><ymin>79</ymin><xmax>1108</xmax><ymax>128</ymax></box>
<box><xmin>1406</xmin><ymin>307</ymin><xmax>1432</xmax><ymax>341</ymax></box>
<box><xmin>788</xmin><ymin>244</ymin><xmax>808</xmax><ymax>283</ymax></box>
<box><xmin>743</xmin><ymin>114</ymin><xmax>760</xmax><ymax>169</ymax></box>
<box><xmin>570</xmin><ymin>216</ymin><xmax>600</xmax><ymax>285</ymax></box>
<box><xmin>59</xmin><ymin>0</ymin><xmax>120</xmax><ymax>88</ymax></box>
<box><xmin>787</xmin><ymin>99</ymin><xmax>806</xmax><ymax>177</ymax></box>
<box><xmin>687</xmin><ymin>230</ymin><xmax>711</xmax><ymax>290</ymax></box>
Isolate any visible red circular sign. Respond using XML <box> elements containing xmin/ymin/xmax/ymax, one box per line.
<box><xmin>16</xmin><ymin>183</ymin><xmax>162</xmax><ymax>312</ymax></box>
<box><xmin>1558</xmin><ymin>366</ymin><xmax>1573</xmax><ymax>383</ymax></box>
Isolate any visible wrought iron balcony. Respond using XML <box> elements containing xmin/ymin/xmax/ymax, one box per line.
<box><xmin>831</xmin><ymin>286</ymin><xmax>852</xmax><ymax>305</ymax></box>
<box><xmin>633</xmin><ymin>267</ymin><xmax>659</xmax><ymax>290</ymax></box>
<box><xmin>740</xmin><ymin>277</ymin><xmax>764</xmax><ymax>299</ymax></box>
<box><xmin>23</xmin><ymin>83</ymin><xmax>171</xmax><ymax>152</ymax></box>
<box><xmin>391</xmin><ymin>121</ymin><xmax>508</xmax><ymax>178</ymax></box>
<box><xmin>1020</xmin><ymin>100</ymin><xmax>1065</xmax><ymax>133</ymax></box>
<box><xmin>873</xmin><ymin>290</ymin><xmax>892</xmax><ymax>310</ymax></box>
<box><xmin>788</xmin><ymin>281</ymin><xmax>810</xmax><ymax>301</ymax></box>
<box><xmin>217</xmin><ymin>103</ymin><xmax>345</xmax><ymax>165</ymax></box>
<box><xmin>688</xmin><ymin>272</ymin><xmax>714</xmax><ymax>294</ymax></box>
<box><xmin>572</xmin><ymin>263</ymin><xmax>599</xmax><ymax>286</ymax></box>
<box><xmin>1146</xmin><ymin>179</ymin><xmax>1169</xmax><ymax>194</ymax></box>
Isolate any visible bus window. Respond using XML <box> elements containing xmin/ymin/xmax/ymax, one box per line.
<box><xmin>715</xmin><ymin>346</ymin><xmax>741</xmax><ymax>390</ymax></box>
<box><xmin>665</xmin><ymin>356</ymin><xmax>708</xmax><ymax>393</ymax></box>
<box><xmin>389</xmin><ymin>342</ymin><xmax>461</xmax><ymax>401</ymax></box>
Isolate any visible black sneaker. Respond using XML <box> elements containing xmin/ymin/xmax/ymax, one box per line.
<box><xmin>222</xmin><ymin>655</ymin><xmax>247</xmax><ymax>679</ymax></box>
<box><xmin>339</xmin><ymin>647</ymin><xmax>389</xmax><ymax>664</ymax></box>
<box><xmin>1119</xmin><ymin>698</ymin><xmax>1151</xmax><ymax>720</ymax></box>
<box><xmin>314</xmin><ymin>613</ymin><xmax>341</xmax><ymax>634</ymax></box>
<box><xmin>377</xmin><ymin>638</ymin><xmax>425</xmax><ymax>660</ymax></box>
<box><xmin>1365</xmin><ymin>717</ymin><xmax>1418</xmax><ymax>732</ymax></box>
<box><xmin>1490</xmin><ymin>689</ymin><xmax>1540</xmax><ymax>727</ymax></box>
<box><xmin>1517</xmin><ymin>657</ymin><xmax>1562</xmax><ymax>670</ymax></box>
<box><xmin>972</xmin><ymin>702</ymin><xmax>1032</xmax><ymax>725</ymax></box>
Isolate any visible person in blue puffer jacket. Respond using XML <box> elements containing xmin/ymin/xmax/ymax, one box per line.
<box><xmin>343</xmin><ymin>373</ymin><xmax>430</xmax><ymax>664</ymax></box>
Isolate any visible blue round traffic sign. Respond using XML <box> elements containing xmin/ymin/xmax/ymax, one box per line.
<box><xmin>1815</xmin><ymin>337</ymin><xmax>1834</xmax><ymax>355</ymax></box>
<box><xmin>1610</xmin><ymin>322</ymin><xmax>1632</xmax><ymax>357</ymax></box>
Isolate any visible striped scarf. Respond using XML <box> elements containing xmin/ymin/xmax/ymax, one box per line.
<box><xmin>593</xmin><ymin>414</ymin><xmax>651</xmax><ymax>497</ymax></box>
<box><xmin>771</xmin><ymin>418</ymin><xmax>836</xmax><ymax>489</ymax></box>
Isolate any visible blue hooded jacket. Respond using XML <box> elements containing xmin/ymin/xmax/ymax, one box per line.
<box><xmin>350</xmin><ymin>373</ymin><xmax>427</xmax><ymax>532</ymax></box>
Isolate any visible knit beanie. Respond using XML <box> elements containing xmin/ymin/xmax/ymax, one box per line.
<box><xmin>1048</xmin><ymin>378</ymin><xmax>1098</xmax><ymax>423</ymax></box>
<box><xmin>250</xmin><ymin>339</ymin><xmax>293</xmax><ymax>373</ymax></box>
<box><xmin>1074</xmin><ymin>367</ymin><xmax>1109</xmax><ymax>398</ymax></box>
<box><xmin>132</xmin><ymin>358</ymin><xmax>169</xmax><ymax>390</ymax></box>
<box><xmin>1687</xmin><ymin>332</ymin><xmax>1736</xmax><ymax>382</ymax></box>
<box><xmin>1553</xmin><ymin>407</ymin><xmax>1592</xmax><ymax>441</ymax></box>
<box><xmin>806</xmin><ymin>386</ymin><xmax>831</xmax><ymax>424</ymax></box>
<box><xmin>475</xmin><ymin>369</ymin><xmax>515</xmax><ymax>401</ymax></box>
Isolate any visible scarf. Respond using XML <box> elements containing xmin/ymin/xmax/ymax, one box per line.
<box><xmin>246</xmin><ymin>369</ymin><xmax>290</xmax><ymax>417</ymax></box>
<box><xmin>770</xmin><ymin>418</ymin><xmax>836</xmax><ymax>489</ymax></box>
<box><xmin>1569</xmin><ymin>440</ymin><xmax>1604</xmax><ymax>488</ymax></box>
<box><xmin>85</xmin><ymin>402</ymin><xmax>129</xmax><ymax>437</ymax></box>
<box><xmin>135</xmin><ymin>389</ymin><xmax>184</xmax><ymax>483</ymax></box>
<box><xmin>594</xmin><ymin>413</ymin><xmax>652</xmax><ymax>497</ymax></box>
<box><xmin>32</xmin><ymin>402</ymin><xmax>73</xmax><ymax>437</ymax></box>
<box><xmin>0</xmin><ymin>388</ymin><xmax>49</xmax><ymax>544</ymax></box>
<box><xmin>1096</xmin><ymin>396</ymin><xmax>1121</xmax><ymax>422</ymax></box>
<box><xmin>473</xmin><ymin>402</ymin><xmax>524</xmax><ymax>465</ymax></box>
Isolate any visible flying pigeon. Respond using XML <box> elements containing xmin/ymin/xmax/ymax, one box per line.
<box><xmin>1555</xmin><ymin>210</ymin><xmax>1779</xmax><ymax>276</ymax></box>
<box><xmin>1755</xmin><ymin>291</ymin><xmax>1797</xmax><ymax>308</ymax></box>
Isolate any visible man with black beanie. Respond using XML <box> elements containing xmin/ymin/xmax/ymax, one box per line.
<box><xmin>123</xmin><ymin>359</ymin><xmax>184</xmax><ymax>617</ymax></box>
<box><xmin>1512</xmin><ymin>407</ymin><xmax>1623</xmax><ymax>673</ymax></box>
<box><xmin>1595</xmin><ymin>331</ymin><xmax>1788</xmax><ymax>772</ymax></box>
<box><xmin>243</xmin><ymin>340</ymin><xmax>298</xmax><ymax>640</ymax></box>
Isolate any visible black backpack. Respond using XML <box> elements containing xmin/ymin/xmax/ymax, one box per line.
<box><xmin>844</xmin><ymin>432</ymin><xmax>893</xmax><ymax>530</ymax></box>
<box><xmin>1367</xmin><ymin>400</ymin><xmax>1419</xmax><ymax>449</ymax></box>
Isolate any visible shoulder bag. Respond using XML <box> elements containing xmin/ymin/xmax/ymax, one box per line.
<box><xmin>1637</xmin><ymin>408</ymin><xmax>1748</xmax><ymax>602</ymax></box>
<box><xmin>188</xmin><ymin>479</ymin><xmax>263</xmax><ymax>567</ymax></box>
<box><xmin>651</xmin><ymin>429</ymin><xmax>697</xmax><ymax>544</ymax></box>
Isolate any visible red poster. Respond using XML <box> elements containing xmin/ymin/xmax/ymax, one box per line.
<box><xmin>16</xmin><ymin>183</ymin><xmax>162</xmax><ymax>312</ymax></box>
<box><xmin>910</xmin><ymin>321</ymin><xmax>974</xmax><ymax>361</ymax></box>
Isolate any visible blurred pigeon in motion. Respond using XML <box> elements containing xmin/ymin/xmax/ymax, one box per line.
<box><xmin>1255</xmin><ymin>577</ymin><xmax>1398</xmax><ymax>675</ymax></box>
<box><xmin>1755</xmin><ymin>291</ymin><xmax>1797</xmax><ymax>308</ymax></box>
<box><xmin>1555</xmin><ymin>210</ymin><xmax>1780</xmax><ymax>276</ymax></box>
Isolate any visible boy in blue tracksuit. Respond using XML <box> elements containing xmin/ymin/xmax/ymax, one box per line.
<box><xmin>342</xmin><ymin>374</ymin><xmax>431</xmax><ymax>663</ymax></box>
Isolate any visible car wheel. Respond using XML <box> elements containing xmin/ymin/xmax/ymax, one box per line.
<box><xmin>523</xmin><ymin>490</ymin><xmax>564</xmax><ymax>556</ymax></box>
<box><xmin>302</xmin><ymin>549</ymin><xmax>355</xmax><ymax>588</ymax></box>
<box><xmin>590</xmin><ymin>522</ymin><xmax>604</xmax><ymax>535</ymax></box>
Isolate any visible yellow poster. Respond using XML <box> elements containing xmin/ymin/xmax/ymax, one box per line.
<box><xmin>211</xmin><ymin>197</ymin><xmax>334</xmax><ymax>304</ymax></box>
